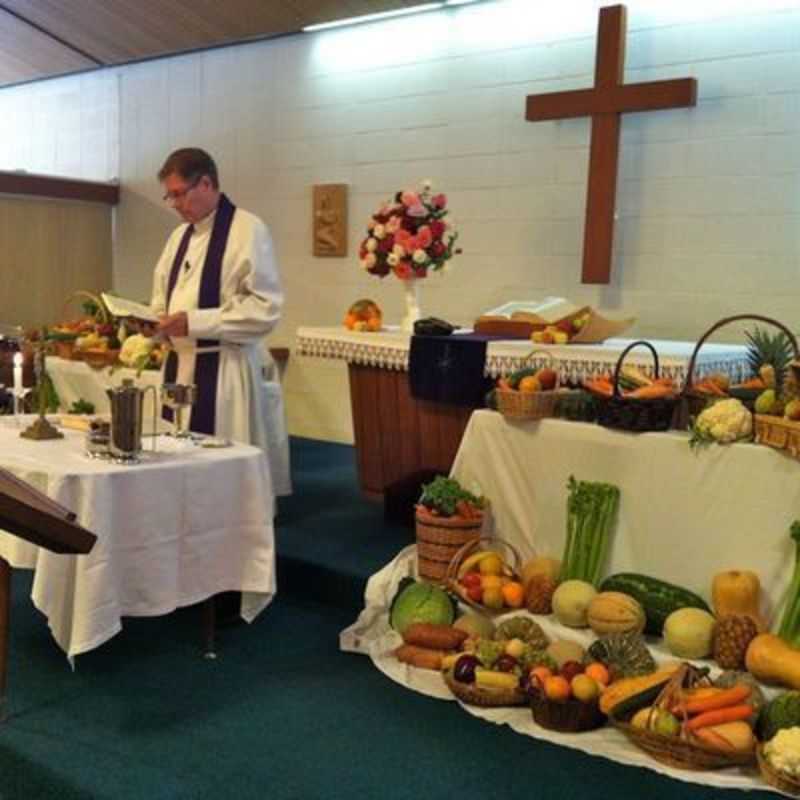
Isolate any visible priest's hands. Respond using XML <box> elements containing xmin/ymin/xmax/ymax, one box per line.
<box><xmin>157</xmin><ymin>312</ymin><xmax>188</xmax><ymax>339</ymax></box>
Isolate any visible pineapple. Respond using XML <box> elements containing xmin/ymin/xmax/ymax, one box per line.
<box><xmin>745</xmin><ymin>326</ymin><xmax>794</xmax><ymax>392</ymax></box>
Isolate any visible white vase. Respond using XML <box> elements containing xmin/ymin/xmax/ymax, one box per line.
<box><xmin>399</xmin><ymin>277</ymin><xmax>422</xmax><ymax>333</ymax></box>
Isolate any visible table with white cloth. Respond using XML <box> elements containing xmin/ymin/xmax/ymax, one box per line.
<box><xmin>297</xmin><ymin>326</ymin><xmax>750</xmax><ymax>498</ymax></box>
<box><xmin>45</xmin><ymin>355</ymin><xmax>292</xmax><ymax>497</ymax></box>
<box><xmin>0</xmin><ymin>415</ymin><xmax>276</xmax><ymax>660</ymax></box>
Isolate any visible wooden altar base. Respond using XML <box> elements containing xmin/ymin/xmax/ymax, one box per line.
<box><xmin>0</xmin><ymin>557</ymin><xmax>10</xmax><ymax>722</ymax></box>
<box><xmin>348</xmin><ymin>364</ymin><xmax>476</xmax><ymax>499</ymax></box>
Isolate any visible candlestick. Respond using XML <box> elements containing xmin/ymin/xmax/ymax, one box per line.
<box><xmin>12</xmin><ymin>352</ymin><xmax>22</xmax><ymax>416</ymax></box>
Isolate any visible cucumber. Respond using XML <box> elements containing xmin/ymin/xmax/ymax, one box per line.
<box><xmin>599</xmin><ymin>573</ymin><xmax>711</xmax><ymax>636</ymax></box>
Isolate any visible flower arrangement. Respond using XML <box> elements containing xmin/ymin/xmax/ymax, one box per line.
<box><xmin>359</xmin><ymin>180</ymin><xmax>461</xmax><ymax>280</ymax></box>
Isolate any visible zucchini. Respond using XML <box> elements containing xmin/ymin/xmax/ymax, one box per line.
<box><xmin>599</xmin><ymin>573</ymin><xmax>711</xmax><ymax>636</ymax></box>
<box><xmin>609</xmin><ymin>678</ymin><xmax>672</xmax><ymax>720</ymax></box>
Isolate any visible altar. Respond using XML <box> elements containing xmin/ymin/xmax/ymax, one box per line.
<box><xmin>297</xmin><ymin>327</ymin><xmax>750</xmax><ymax>498</ymax></box>
<box><xmin>0</xmin><ymin>415</ymin><xmax>276</xmax><ymax>660</ymax></box>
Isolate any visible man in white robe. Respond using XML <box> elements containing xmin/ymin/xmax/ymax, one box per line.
<box><xmin>151</xmin><ymin>147</ymin><xmax>291</xmax><ymax>496</ymax></box>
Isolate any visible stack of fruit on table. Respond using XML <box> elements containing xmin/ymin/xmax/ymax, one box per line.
<box><xmin>530</xmin><ymin>310</ymin><xmax>591</xmax><ymax>344</ymax></box>
<box><xmin>43</xmin><ymin>291</ymin><xmax>120</xmax><ymax>366</ymax></box>
<box><xmin>343</xmin><ymin>298</ymin><xmax>382</xmax><ymax>332</ymax></box>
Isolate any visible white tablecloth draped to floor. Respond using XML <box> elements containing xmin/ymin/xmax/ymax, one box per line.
<box><xmin>340</xmin><ymin>547</ymin><xmax>781</xmax><ymax>795</ymax></box>
<box><xmin>46</xmin><ymin>356</ymin><xmax>292</xmax><ymax>497</ymax></box>
<box><xmin>0</xmin><ymin>415</ymin><xmax>276</xmax><ymax>660</ymax></box>
<box><xmin>450</xmin><ymin>410</ymin><xmax>800</xmax><ymax>617</ymax></box>
<box><xmin>297</xmin><ymin>327</ymin><xmax>750</xmax><ymax>384</ymax></box>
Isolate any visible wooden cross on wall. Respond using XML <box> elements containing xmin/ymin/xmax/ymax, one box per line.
<box><xmin>525</xmin><ymin>4</ymin><xmax>697</xmax><ymax>284</ymax></box>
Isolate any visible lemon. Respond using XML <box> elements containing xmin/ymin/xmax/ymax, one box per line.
<box><xmin>482</xmin><ymin>587</ymin><xmax>504</xmax><ymax>610</ymax></box>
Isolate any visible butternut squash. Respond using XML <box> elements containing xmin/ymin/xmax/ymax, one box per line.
<box><xmin>599</xmin><ymin>665</ymin><xmax>680</xmax><ymax>715</ymax></box>
<box><xmin>745</xmin><ymin>633</ymin><xmax>800</xmax><ymax>689</ymax></box>
<box><xmin>712</xmin><ymin>570</ymin><xmax>766</xmax><ymax>630</ymax></box>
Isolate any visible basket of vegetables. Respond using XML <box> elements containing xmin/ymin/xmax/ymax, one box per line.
<box><xmin>609</xmin><ymin>662</ymin><xmax>757</xmax><ymax>770</ymax></box>
<box><xmin>445</xmin><ymin>536</ymin><xmax>524</xmax><ymax>615</ymax></box>
<box><xmin>584</xmin><ymin>341</ymin><xmax>679</xmax><ymax>432</ymax></box>
<box><xmin>493</xmin><ymin>351</ymin><xmax>566</xmax><ymax>421</ymax></box>
<box><xmin>758</xmin><ymin>733</ymin><xmax>800</xmax><ymax>797</ymax></box>
<box><xmin>415</xmin><ymin>476</ymin><xmax>486</xmax><ymax>582</ymax></box>
<box><xmin>682</xmin><ymin>314</ymin><xmax>799</xmax><ymax>417</ymax></box>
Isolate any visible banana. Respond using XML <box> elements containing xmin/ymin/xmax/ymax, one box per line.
<box><xmin>475</xmin><ymin>668</ymin><xmax>519</xmax><ymax>690</ymax></box>
<box><xmin>457</xmin><ymin>550</ymin><xmax>503</xmax><ymax>579</ymax></box>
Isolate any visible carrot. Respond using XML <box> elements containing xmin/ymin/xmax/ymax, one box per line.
<box><xmin>694</xmin><ymin>379</ymin><xmax>726</xmax><ymax>397</ymax></box>
<box><xmin>583</xmin><ymin>378</ymin><xmax>613</xmax><ymax>397</ymax></box>
<box><xmin>625</xmin><ymin>383</ymin><xmax>676</xmax><ymax>400</ymax></box>
<box><xmin>685</xmin><ymin>683</ymin><xmax>751</xmax><ymax>714</ymax></box>
<box><xmin>685</xmin><ymin>704</ymin><xmax>754</xmax><ymax>731</ymax></box>
<box><xmin>692</xmin><ymin>726</ymin><xmax>735</xmax><ymax>752</ymax></box>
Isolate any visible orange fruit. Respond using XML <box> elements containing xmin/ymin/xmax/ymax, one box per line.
<box><xmin>584</xmin><ymin>662</ymin><xmax>610</xmax><ymax>687</ymax></box>
<box><xmin>543</xmin><ymin>674</ymin><xmax>571</xmax><ymax>702</ymax></box>
<box><xmin>571</xmin><ymin>674</ymin><xmax>600</xmax><ymax>703</ymax></box>
<box><xmin>530</xmin><ymin>665</ymin><xmax>553</xmax><ymax>688</ymax></box>
<box><xmin>518</xmin><ymin>375</ymin><xmax>541</xmax><ymax>393</ymax></box>
<box><xmin>501</xmin><ymin>581</ymin><xmax>525</xmax><ymax>608</ymax></box>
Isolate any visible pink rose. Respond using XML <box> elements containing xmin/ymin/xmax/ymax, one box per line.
<box><xmin>400</xmin><ymin>191</ymin><xmax>419</xmax><ymax>207</ymax></box>
<box><xmin>432</xmin><ymin>193</ymin><xmax>447</xmax><ymax>209</ymax></box>
<box><xmin>416</xmin><ymin>226</ymin><xmax>432</xmax><ymax>248</ymax></box>
<box><xmin>395</xmin><ymin>229</ymin><xmax>413</xmax><ymax>248</ymax></box>
<box><xmin>407</xmin><ymin>203</ymin><xmax>428</xmax><ymax>218</ymax></box>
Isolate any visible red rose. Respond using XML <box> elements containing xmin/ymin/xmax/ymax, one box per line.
<box><xmin>432</xmin><ymin>193</ymin><xmax>447</xmax><ymax>209</ymax></box>
<box><xmin>377</xmin><ymin>236</ymin><xmax>394</xmax><ymax>254</ymax></box>
<box><xmin>430</xmin><ymin>220</ymin><xmax>445</xmax><ymax>239</ymax></box>
<box><xmin>430</xmin><ymin>240</ymin><xmax>446</xmax><ymax>258</ymax></box>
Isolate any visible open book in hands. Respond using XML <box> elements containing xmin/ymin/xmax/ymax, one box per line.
<box><xmin>101</xmin><ymin>293</ymin><xmax>158</xmax><ymax>324</ymax></box>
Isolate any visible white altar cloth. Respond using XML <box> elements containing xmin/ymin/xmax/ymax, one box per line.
<box><xmin>45</xmin><ymin>356</ymin><xmax>292</xmax><ymax>497</ymax></box>
<box><xmin>0</xmin><ymin>416</ymin><xmax>275</xmax><ymax>659</ymax></box>
<box><xmin>296</xmin><ymin>327</ymin><xmax>750</xmax><ymax>384</ymax></box>
<box><xmin>340</xmin><ymin>548</ymin><xmax>778</xmax><ymax>795</ymax></box>
<box><xmin>451</xmin><ymin>410</ymin><xmax>800</xmax><ymax>617</ymax></box>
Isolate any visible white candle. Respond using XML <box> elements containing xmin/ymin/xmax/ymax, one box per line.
<box><xmin>13</xmin><ymin>352</ymin><xmax>22</xmax><ymax>397</ymax></box>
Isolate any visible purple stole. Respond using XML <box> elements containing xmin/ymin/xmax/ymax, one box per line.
<box><xmin>162</xmin><ymin>193</ymin><xmax>236</xmax><ymax>434</ymax></box>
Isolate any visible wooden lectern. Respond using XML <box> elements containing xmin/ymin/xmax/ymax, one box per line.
<box><xmin>0</xmin><ymin>468</ymin><xmax>96</xmax><ymax>721</ymax></box>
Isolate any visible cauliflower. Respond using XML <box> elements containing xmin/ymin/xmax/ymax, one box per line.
<box><xmin>765</xmin><ymin>727</ymin><xmax>800</xmax><ymax>777</ymax></box>
<box><xmin>118</xmin><ymin>333</ymin><xmax>154</xmax><ymax>368</ymax></box>
<box><xmin>690</xmin><ymin>398</ymin><xmax>752</xmax><ymax>447</ymax></box>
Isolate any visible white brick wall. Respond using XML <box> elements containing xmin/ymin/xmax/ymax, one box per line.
<box><xmin>1</xmin><ymin>0</ymin><xmax>799</xmax><ymax>443</ymax></box>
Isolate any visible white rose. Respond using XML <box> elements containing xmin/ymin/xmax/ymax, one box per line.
<box><xmin>365</xmin><ymin>238</ymin><xmax>377</xmax><ymax>252</ymax></box>
<box><xmin>422</xmin><ymin>178</ymin><xmax>433</xmax><ymax>192</ymax></box>
<box><xmin>387</xmin><ymin>253</ymin><xmax>399</xmax><ymax>267</ymax></box>
<box><xmin>373</xmin><ymin>224</ymin><xmax>386</xmax><ymax>239</ymax></box>
<box><xmin>412</xmin><ymin>249</ymin><xmax>428</xmax><ymax>264</ymax></box>
<box><xmin>393</xmin><ymin>244</ymin><xmax>406</xmax><ymax>258</ymax></box>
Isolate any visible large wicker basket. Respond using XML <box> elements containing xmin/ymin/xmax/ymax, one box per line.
<box><xmin>530</xmin><ymin>689</ymin><xmax>606</xmax><ymax>733</ymax></box>
<box><xmin>681</xmin><ymin>314</ymin><xmax>799</xmax><ymax>420</ymax></box>
<box><xmin>754</xmin><ymin>414</ymin><xmax>800</xmax><ymax>459</ymax></box>
<box><xmin>757</xmin><ymin>744</ymin><xmax>800</xmax><ymax>797</ymax></box>
<box><xmin>415</xmin><ymin>505</ymin><xmax>484</xmax><ymax>582</ymax></box>
<box><xmin>610</xmin><ymin>663</ymin><xmax>756</xmax><ymax>771</ymax></box>
<box><xmin>594</xmin><ymin>341</ymin><xmax>678</xmax><ymax>433</ymax></box>
<box><xmin>495</xmin><ymin>351</ymin><xmax>563</xmax><ymax>421</ymax></box>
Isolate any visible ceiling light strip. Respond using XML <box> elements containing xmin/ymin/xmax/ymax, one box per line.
<box><xmin>302</xmin><ymin>2</ymin><xmax>479</xmax><ymax>33</ymax></box>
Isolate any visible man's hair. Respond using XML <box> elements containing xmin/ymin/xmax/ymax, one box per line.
<box><xmin>158</xmin><ymin>148</ymin><xmax>219</xmax><ymax>189</ymax></box>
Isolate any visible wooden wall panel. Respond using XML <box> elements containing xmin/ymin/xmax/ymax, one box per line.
<box><xmin>0</xmin><ymin>195</ymin><xmax>112</xmax><ymax>330</ymax></box>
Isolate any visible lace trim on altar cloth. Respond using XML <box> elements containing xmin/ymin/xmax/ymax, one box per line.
<box><xmin>295</xmin><ymin>329</ymin><xmax>750</xmax><ymax>384</ymax></box>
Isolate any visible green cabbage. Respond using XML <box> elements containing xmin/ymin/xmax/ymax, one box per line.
<box><xmin>759</xmin><ymin>691</ymin><xmax>800</xmax><ymax>741</ymax></box>
<box><xmin>389</xmin><ymin>579</ymin><xmax>456</xmax><ymax>634</ymax></box>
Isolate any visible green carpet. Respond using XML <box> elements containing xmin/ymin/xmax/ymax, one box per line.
<box><xmin>0</xmin><ymin>438</ymin><xmax>772</xmax><ymax>799</ymax></box>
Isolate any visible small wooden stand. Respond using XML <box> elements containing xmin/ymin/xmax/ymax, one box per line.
<box><xmin>20</xmin><ymin>416</ymin><xmax>62</xmax><ymax>441</ymax></box>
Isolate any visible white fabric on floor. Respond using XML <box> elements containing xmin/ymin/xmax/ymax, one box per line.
<box><xmin>0</xmin><ymin>416</ymin><xmax>275</xmax><ymax>659</ymax></box>
<box><xmin>340</xmin><ymin>548</ymin><xmax>780</xmax><ymax>795</ymax></box>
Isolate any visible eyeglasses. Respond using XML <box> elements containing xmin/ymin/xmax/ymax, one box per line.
<box><xmin>162</xmin><ymin>177</ymin><xmax>202</xmax><ymax>205</ymax></box>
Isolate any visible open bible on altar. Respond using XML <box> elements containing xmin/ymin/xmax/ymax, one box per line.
<box><xmin>101</xmin><ymin>293</ymin><xmax>158</xmax><ymax>324</ymax></box>
<box><xmin>474</xmin><ymin>297</ymin><xmax>635</xmax><ymax>343</ymax></box>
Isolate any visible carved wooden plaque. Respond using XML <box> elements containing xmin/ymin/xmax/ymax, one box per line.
<box><xmin>313</xmin><ymin>184</ymin><xmax>348</xmax><ymax>257</ymax></box>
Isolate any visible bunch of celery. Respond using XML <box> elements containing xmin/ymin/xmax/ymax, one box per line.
<box><xmin>778</xmin><ymin>520</ymin><xmax>800</xmax><ymax>647</ymax></box>
<box><xmin>559</xmin><ymin>476</ymin><xmax>620</xmax><ymax>586</ymax></box>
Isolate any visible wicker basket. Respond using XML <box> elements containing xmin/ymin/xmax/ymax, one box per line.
<box><xmin>495</xmin><ymin>351</ymin><xmax>562</xmax><ymax>421</ymax></box>
<box><xmin>530</xmin><ymin>689</ymin><xmax>606</xmax><ymax>732</ymax></box>
<box><xmin>74</xmin><ymin>348</ymin><xmax>120</xmax><ymax>369</ymax></box>
<box><xmin>754</xmin><ymin>414</ymin><xmax>800</xmax><ymax>460</ymax></box>
<box><xmin>682</xmin><ymin>314</ymin><xmax>800</xmax><ymax>420</ymax></box>
<box><xmin>415</xmin><ymin>505</ymin><xmax>484</xmax><ymax>582</ymax></box>
<box><xmin>594</xmin><ymin>341</ymin><xmax>678</xmax><ymax>433</ymax></box>
<box><xmin>610</xmin><ymin>663</ymin><xmax>756</xmax><ymax>771</ymax></box>
<box><xmin>444</xmin><ymin>536</ymin><xmax>523</xmax><ymax>616</ymax></box>
<box><xmin>443</xmin><ymin>668</ymin><xmax>527</xmax><ymax>707</ymax></box>
<box><xmin>757</xmin><ymin>744</ymin><xmax>800</xmax><ymax>797</ymax></box>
